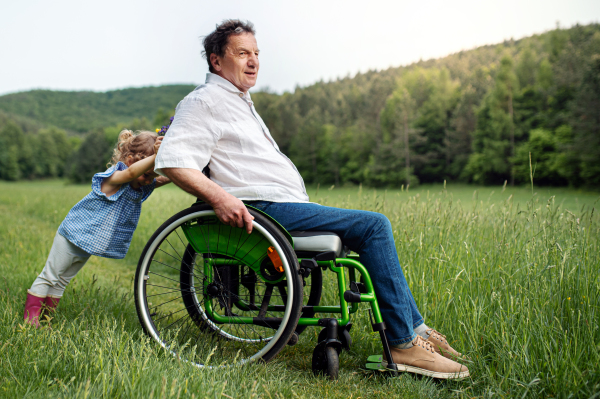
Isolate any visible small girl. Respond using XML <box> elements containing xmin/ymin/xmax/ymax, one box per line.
<box><xmin>23</xmin><ymin>130</ymin><xmax>170</xmax><ymax>327</ymax></box>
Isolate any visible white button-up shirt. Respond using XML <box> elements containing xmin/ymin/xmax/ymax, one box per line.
<box><xmin>155</xmin><ymin>73</ymin><xmax>309</xmax><ymax>203</ymax></box>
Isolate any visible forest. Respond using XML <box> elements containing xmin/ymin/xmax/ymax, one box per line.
<box><xmin>0</xmin><ymin>23</ymin><xmax>598</xmax><ymax>187</ymax></box>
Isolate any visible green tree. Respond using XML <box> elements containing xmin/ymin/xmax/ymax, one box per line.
<box><xmin>552</xmin><ymin>125</ymin><xmax>580</xmax><ymax>184</ymax></box>
<box><xmin>570</xmin><ymin>55</ymin><xmax>600</xmax><ymax>187</ymax></box>
<box><xmin>371</xmin><ymin>84</ymin><xmax>422</xmax><ymax>187</ymax></box>
<box><xmin>516</xmin><ymin>47</ymin><xmax>537</xmax><ymax>89</ymax></box>
<box><xmin>289</xmin><ymin>107</ymin><xmax>326</xmax><ymax>184</ymax></box>
<box><xmin>513</xmin><ymin>128</ymin><xmax>564</xmax><ymax>185</ymax></box>
<box><xmin>69</xmin><ymin>129</ymin><xmax>111</xmax><ymax>183</ymax></box>
<box><xmin>446</xmin><ymin>85</ymin><xmax>478</xmax><ymax>179</ymax></box>
<box><xmin>414</xmin><ymin>68</ymin><xmax>460</xmax><ymax>181</ymax></box>
<box><xmin>0</xmin><ymin>121</ymin><xmax>24</xmax><ymax>180</ymax></box>
<box><xmin>338</xmin><ymin>124</ymin><xmax>375</xmax><ymax>185</ymax></box>
<box><xmin>536</xmin><ymin>59</ymin><xmax>554</xmax><ymax>91</ymax></box>
<box><xmin>0</xmin><ymin>145</ymin><xmax>21</xmax><ymax>180</ymax></box>
<box><xmin>35</xmin><ymin>130</ymin><xmax>60</xmax><ymax>177</ymax></box>
<box><xmin>49</xmin><ymin>127</ymin><xmax>73</xmax><ymax>177</ymax></box>
<box><xmin>465</xmin><ymin>55</ymin><xmax>520</xmax><ymax>184</ymax></box>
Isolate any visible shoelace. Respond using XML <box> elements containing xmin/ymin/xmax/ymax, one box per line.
<box><xmin>412</xmin><ymin>335</ymin><xmax>435</xmax><ymax>353</ymax></box>
<box><xmin>426</xmin><ymin>328</ymin><xmax>447</xmax><ymax>344</ymax></box>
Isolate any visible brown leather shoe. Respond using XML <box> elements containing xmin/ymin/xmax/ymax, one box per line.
<box><xmin>426</xmin><ymin>329</ymin><xmax>467</xmax><ymax>361</ymax></box>
<box><xmin>383</xmin><ymin>336</ymin><xmax>469</xmax><ymax>379</ymax></box>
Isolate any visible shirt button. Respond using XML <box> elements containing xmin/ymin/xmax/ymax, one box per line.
<box><xmin>239</xmin><ymin>93</ymin><xmax>243</xmax><ymax>97</ymax></box>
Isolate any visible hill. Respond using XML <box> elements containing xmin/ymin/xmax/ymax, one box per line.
<box><xmin>1</xmin><ymin>23</ymin><xmax>599</xmax><ymax>187</ymax></box>
<box><xmin>252</xmin><ymin>23</ymin><xmax>600</xmax><ymax>187</ymax></box>
<box><xmin>0</xmin><ymin>85</ymin><xmax>196</xmax><ymax>133</ymax></box>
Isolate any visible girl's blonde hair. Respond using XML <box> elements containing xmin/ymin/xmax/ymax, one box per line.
<box><xmin>108</xmin><ymin>130</ymin><xmax>158</xmax><ymax>167</ymax></box>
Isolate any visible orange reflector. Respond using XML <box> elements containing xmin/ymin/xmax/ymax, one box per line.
<box><xmin>267</xmin><ymin>246</ymin><xmax>284</xmax><ymax>273</ymax></box>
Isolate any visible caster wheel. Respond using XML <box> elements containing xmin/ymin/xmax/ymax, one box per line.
<box><xmin>312</xmin><ymin>345</ymin><xmax>339</xmax><ymax>380</ymax></box>
<box><xmin>317</xmin><ymin>325</ymin><xmax>352</xmax><ymax>352</ymax></box>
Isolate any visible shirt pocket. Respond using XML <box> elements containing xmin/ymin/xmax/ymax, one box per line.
<box><xmin>232</xmin><ymin>120</ymin><xmax>276</xmax><ymax>156</ymax></box>
<box><xmin>215</xmin><ymin>121</ymin><xmax>243</xmax><ymax>153</ymax></box>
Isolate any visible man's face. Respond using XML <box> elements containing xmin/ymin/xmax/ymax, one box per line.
<box><xmin>211</xmin><ymin>33</ymin><xmax>259</xmax><ymax>93</ymax></box>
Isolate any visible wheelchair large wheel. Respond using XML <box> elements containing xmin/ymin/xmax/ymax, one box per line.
<box><xmin>134</xmin><ymin>203</ymin><xmax>303</xmax><ymax>367</ymax></box>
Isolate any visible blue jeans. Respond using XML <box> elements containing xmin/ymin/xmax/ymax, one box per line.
<box><xmin>247</xmin><ymin>201</ymin><xmax>423</xmax><ymax>345</ymax></box>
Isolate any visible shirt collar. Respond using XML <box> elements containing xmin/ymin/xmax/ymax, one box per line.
<box><xmin>205</xmin><ymin>73</ymin><xmax>253</xmax><ymax>103</ymax></box>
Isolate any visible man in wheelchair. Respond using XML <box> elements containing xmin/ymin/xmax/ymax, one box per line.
<box><xmin>154</xmin><ymin>19</ymin><xmax>469</xmax><ymax>379</ymax></box>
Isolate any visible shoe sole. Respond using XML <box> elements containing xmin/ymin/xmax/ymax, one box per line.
<box><xmin>439</xmin><ymin>352</ymin><xmax>472</xmax><ymax>363</ymax></box>
<box><xmin>382</xmin><ymin>361</ymin><xmax>469</xmax><ymax>379</ymax></box>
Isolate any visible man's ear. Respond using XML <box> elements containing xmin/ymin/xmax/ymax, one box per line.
<box><xmin>210</xmin><ymin>53</ymin><xmax>221</xmax><ymax>72</ymax></box>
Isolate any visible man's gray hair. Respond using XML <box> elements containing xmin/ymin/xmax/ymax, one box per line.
<box><xmin>202</xmin><ymin>20</ymin><xmax>256</xmax><ymax>73</ymax></box>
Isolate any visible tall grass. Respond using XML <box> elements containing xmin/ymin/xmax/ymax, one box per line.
<box><xmin>0</xmin><ymin>181</ymin><xmax>598</xmax><ymax>398</ymax></box>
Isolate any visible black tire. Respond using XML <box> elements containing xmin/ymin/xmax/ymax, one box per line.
<box><xmin>317</xmin><ymin>326</ymin><xmax>351</xmax><ymax>352</ymax></box>
<box><xmin>134</xmin><ymin>203</ymin><xmax>303</xmax><ymax>367</ymax></box>
<box><xmin>312</xmin><ymin>345</ymin><xmax>340</xmax><ymax>380</ymax></box>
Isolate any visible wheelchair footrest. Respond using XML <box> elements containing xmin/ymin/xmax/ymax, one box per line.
<box><xmin>367</xmin><ymin>354</ymin><xmax>382</xmax><ymax>363</ymax></box>
<box><xmin>365</xmin><ymin>355</ymin><xmax>399</xmax><ymax>374</ymax></box>
<box><xmin>365</xmin><ymin>355</ymin><xmax>384</xmax><ymax>371</ymax></box>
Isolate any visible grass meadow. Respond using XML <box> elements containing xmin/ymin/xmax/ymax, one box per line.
<box><xmin>0</xmin><ymin>181</ymin><xmax>599</xmax><ymax>398</ymax></box>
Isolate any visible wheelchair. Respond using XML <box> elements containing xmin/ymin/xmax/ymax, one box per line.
<box><xmin>134</xmin><ymin>202</ymin><xmax>399</xmax><ymax>379</ymax></box>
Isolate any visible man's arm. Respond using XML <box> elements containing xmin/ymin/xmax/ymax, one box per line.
<box><xmin>154</xmin><ymin>176</ymin><xmax>171</xmax><ymax>188</ymax></box>
<box><xmin>162</xmin><ymin>168</ymin><xmax>254</xmax><ymax>234</ymax></box>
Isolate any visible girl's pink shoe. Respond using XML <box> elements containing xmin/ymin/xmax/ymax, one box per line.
<box><xmin>24</xmin><ymin>293</ymin><xmax>45</xmax><ymax>328</ymax></box>
<box><xmin>44</xmin><ymin>296</ymin><xmax>61</xmax><ymax>312</ymax></box>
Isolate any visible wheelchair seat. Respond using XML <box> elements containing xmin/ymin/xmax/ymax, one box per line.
<box><xmin>289</xmin><ymin>231</ymin><xmax>346</xmax><ymax>258</ymax></box>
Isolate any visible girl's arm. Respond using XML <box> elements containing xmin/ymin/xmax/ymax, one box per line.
<box><xmin>101</xmin><ymin>137</ymin><xmax>163</xmax><ymax>194</ymax></box>
<box><xmin>101</xmin><ymin>155</ymin><xmax>156</xmax><ymax>194</ymax></box>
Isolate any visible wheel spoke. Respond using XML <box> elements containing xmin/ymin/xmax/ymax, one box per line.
<box><xmin>136</xmin><ymin>208</ymin><xmax>300</xmax><ymax>368</ymax></box>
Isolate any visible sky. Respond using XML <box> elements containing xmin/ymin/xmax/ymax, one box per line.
<box><xmin>1</xmin><ymin>0</ymin><xmax>599</xmax><ymax>96</ymax></box>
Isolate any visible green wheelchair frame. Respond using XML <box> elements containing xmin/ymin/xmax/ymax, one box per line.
<box><xmin>134</xmin><ymin>202</ymin><xmax>398</xmax><ymax>379</ymax></box>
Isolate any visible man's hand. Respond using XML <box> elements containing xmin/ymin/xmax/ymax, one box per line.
<box><xmin>212</xmin><ymin>192</ymin><xmax>254</xmax><ymax>234</ymax></box>
<box><xmin>161</xmin><ymin>168</ymin><xmax>254</xmax><ymax>234</ymax></box>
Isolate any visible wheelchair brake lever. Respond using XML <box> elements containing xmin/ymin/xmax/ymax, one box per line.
<box><xmin>298</xmin><ymin>259</ymin><xmax>318</xmax><ymax>278</ymax></box>
<box><xmin>299</xmin><ymin>251</ymin><xmax>337</xmax><ymax>278</ymax></box>
<box><xmin>314</xmin><ymin>251</ymin><xmax>336</xmax><ymax>261</ymax></box>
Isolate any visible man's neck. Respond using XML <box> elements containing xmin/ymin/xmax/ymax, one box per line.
<box><xmin>214</xmin><ymin>72</ymin><xmax>247</xmax><ymax>94</ymax></box>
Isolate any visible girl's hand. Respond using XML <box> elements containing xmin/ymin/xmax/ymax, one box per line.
<box><xmin>154</xmin><ymin>137</ymin><xmax>164</xmax><ymax>155</ymax></box>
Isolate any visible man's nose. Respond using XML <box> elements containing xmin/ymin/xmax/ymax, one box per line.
<box><xmin>248</xmin><ymin>54</ymin><xmax>258</xmax><ymax>67</ymax></box>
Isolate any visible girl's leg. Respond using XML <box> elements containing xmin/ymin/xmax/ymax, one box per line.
<box><xmin>29</xmin><ymin>232</ymin><xmax>90</xmax><ymax>298</ymax></box>
<box><xmin>45</xmin><ymin>253</ymin><xmax>90</xmax><ymax>298</ymax></box>
<box><xmin>26</xmin><ymin>233</ymin><xmax>90</xmax><ymax>326</ymax></box>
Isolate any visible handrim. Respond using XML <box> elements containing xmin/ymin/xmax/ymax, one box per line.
<box><xmin>135</xmin><ymin>209</ymin><xmax>295</xmax><ymax>367</ymax></box>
